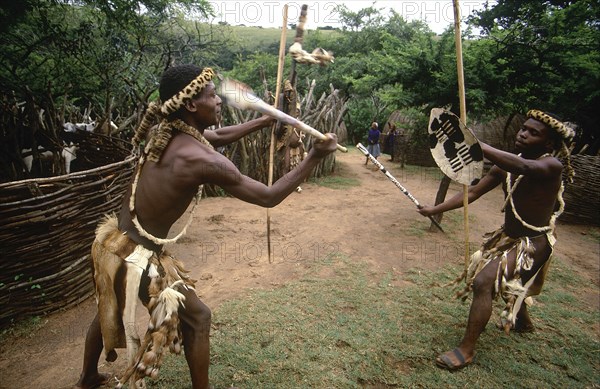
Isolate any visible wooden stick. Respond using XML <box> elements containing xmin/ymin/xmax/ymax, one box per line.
<box><xmin>269</xmin><ymin>5</ymin><xmax>288</xmax><ymax>186</ymax></box>
<box><xmin>218</xmin><ymin>78</ymin><xmax>347</xmax><ymax>152</ymax></box>
<box><xmin>453</xmin><ymin>0</ymin><xmax>471</xmax><ymax>273</ymax></box>
<box><xmin>357</xmin><ymin>143</ymin><xmax>444</xmax><ymax>233</ymax></box>
<box><xmin>267</xmin><ymin>5</ymin><xmax>288</xmax><ymax>264</ymax></box>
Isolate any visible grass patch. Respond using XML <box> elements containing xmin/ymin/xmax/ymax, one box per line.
<box><xmin>439</xmin><ymin>210</ymin><xmax>477</xmax><ymax>238</ymax></box>
<box><xmin>405</xmin><ymin>219</ymin><xmax>429</xmax><ymax>237</ymax></box>
<box><xmin>387</xmin><ymin>164</ymin><xmax>445</xmax><ymax>185</ymax></box>
<box><xmin>220</xmin><ymin>24</ymin><xmax>340</xmax><ymax>53</ymax></box>
<box><xmin>581</xmin><ymin>227</ymin><xmax>600</xmax><ymax>244</ymax></box>
<box><xmin>148</xmin><ymin>256</ymin><xmax>599</xmax><ymax>388</ymax></box>
<box><xmin>309</xmin><ymin>175</ymin><xmax>361</xmax><ymax>190</ymax></box>
<box><xmin>0</xmin><ymin>316</ymin><xmax>45</xmax><ymax>342</ymax></box>
<box><xmin>404</xmin><ymin>210</ymin><xmax>474</xmax><ymax>238</ymax></box>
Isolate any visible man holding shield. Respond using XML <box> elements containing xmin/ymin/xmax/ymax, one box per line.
<box><xmin>74</xmin><ymin>64</ymin><xmax>338</xmax><ymax>389</ymax></box>
<box><xmin>418</xmin><ymin>110</ymin><xmax>574</xmax><ymax>370</ymax></box>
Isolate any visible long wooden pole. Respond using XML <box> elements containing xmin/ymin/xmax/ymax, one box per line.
<box><xmin>267</xmin><ymin>4</ymin><xmax>288</xmax><ymax>263</ymax></box>
<box><xmin>452</xmin><ymin>0</ymin><xmax>471</xmax><ymax>273</ymax></box>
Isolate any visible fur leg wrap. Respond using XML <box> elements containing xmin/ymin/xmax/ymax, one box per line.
<box><xmin>92</xmin><ymin>215</ymin><xmax>195</xmax><ymax>387</ymax></box>
<box><xmin>119</xmin><ymin>281</ymin><xmax>187</xmax><ymax>386</ymax></box>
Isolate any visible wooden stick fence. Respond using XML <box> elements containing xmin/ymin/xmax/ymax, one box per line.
<box><xmin>561</xmin><ymin>155</ymin><xmax>600</xmax><ymax>226</ymax></box>
<box><xmin>0</xmin><ymin>131</ymin><xmax>135</xmax><ymax>326</ymax></box>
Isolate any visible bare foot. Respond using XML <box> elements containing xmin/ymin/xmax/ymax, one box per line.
<box><xmin>498</xmin><ymin>312</ymin><xmax>535</xmax><ymax>333</ymax></box>
<box><xmin>73</xmin><ymin>372</ymin><xmax>111</xmax><ymax>389</ymax></box>
<box><xmin>514</xmin><ymin>317</ymin><xmax>535</xmax><ymax>333</ymax></box>
<box><xmin>514</xmin><ymin>307</ymin><xmax>535</xmax><ymax>332</ymax></box>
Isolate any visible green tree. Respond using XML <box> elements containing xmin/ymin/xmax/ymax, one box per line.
<box><xmin>0</xmin><ymin>0</ymin><xmax>215</xmax><ymax>124</ymax></box>
<box><xmin>302</xmin><ymin>6</ymin><xmax>443</xmax><ymax>142</ymax></box>
<box><xmin>468</xmin><ymin>0</ymin><xmax>600</xmax><ymax>151</ymax></box>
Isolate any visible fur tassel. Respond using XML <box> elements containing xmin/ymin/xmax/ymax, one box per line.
<box><xmin>148</xmin><ymin>263</ymin><xmax>159</xmax><ymax>278</ymax></box>
<box><xmin>118</xmin><ymin>283</ymin><xmax>186</xmax><ymax>386</ymax></box>
<box><xmin>95</xmin><ymin>214</ymin><xmax>119</xmax><ymax>244</ymax></box>
<box><xmin>150</xmin><ymin>281</ymin><xmax>186</xmax><ymax>328</ymax></box>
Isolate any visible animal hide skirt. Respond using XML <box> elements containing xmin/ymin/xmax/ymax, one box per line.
<box><xmin>458</xmin><ymin>227</ymin><xmax>555</xmax><ymax>331</ymax></box>
<box><xmin>91</xmin><ymin>214</ymin><xmax>195</xmax><ymax>385</ymax></box>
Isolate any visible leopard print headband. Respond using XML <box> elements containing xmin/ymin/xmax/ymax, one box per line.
<box><xmin>527</xmin><ymin>109</ymin><xmax>575</xmax><ymax>141</ymax></box>
<box><xmin>161</xmin><ymin>67</ymin><xmax>215</xmax><ymax>115</ymax></box>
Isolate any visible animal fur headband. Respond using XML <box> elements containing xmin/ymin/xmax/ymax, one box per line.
<box><xmin>527</xmin><ymin>109</ymin><xmax>575</xmax><ymax>141</ymax></box>
<box><xmin>160</xmin><ymin>67</ymin><xmax>215</xmax><ymax>115</ymax></box>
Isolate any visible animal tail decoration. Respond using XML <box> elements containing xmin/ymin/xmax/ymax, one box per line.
<box><xmin>288</xmin><ymin>4</ymin><xmax>334</xmax><ymax>66</ymax></box>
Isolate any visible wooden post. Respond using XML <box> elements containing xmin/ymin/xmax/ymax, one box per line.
<box><xmin>453</xmin><ymin>0</ymin><xmax>471</xmax><ymax>273</ymax></box>
<box><xmin>267</xmin><ymin>4</ymin><xmax>288</xmax><ymax>263</ymax></box>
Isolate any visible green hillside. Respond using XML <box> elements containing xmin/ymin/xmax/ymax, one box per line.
<box><xmin>213</xmin><ymin>23</ymin><xmax>340</xmax><ymax>52</ymax></box>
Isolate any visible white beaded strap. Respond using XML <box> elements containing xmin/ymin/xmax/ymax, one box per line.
<box><xmin>129</xmin><ymin>154</ymin><xmax>202</xmax><ymax>246</ymax></box>
<box><xmin>503</xmin><ymin>153</ymin><xmax>565</xmax><ymax>233</ymax></box>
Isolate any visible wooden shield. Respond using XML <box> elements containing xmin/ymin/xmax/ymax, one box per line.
<box><xmin>428</xmin><ymin>108</ymin><xmax>483</xmax><ymax>185</ymax></box>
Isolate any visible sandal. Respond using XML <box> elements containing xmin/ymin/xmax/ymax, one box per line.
<box><xmin>435</xmin><ymin>348</ymin><xmax>473</xmax><ymax>371</ymax></box>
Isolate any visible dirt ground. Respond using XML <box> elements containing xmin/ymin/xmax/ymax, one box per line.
<box><xmin>1</xmin><ymin>148</ymin><xmax>598</xmax><ymax>388</ymax></box>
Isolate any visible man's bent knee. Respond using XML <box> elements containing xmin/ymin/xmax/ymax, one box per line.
<box><xmin>472</xmin><ymin>270</ymin><xmax>496</xmax><ymax>294</ymax></box>
<box><xmin>195</xmin><ymin>304</ymin><xmax>211</xmax><ymax>329</ymax></box>
<box><xmin>178</xmin><ymin>288</ymin><xmax>211</xmax><ymax>332</ymax></box>
<box><xmin>185</xmin><ymin>304</ymin><xmax>211</xmax><ymax>336</ymax></box>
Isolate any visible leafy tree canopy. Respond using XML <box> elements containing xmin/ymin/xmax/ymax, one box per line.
<box><xmin>1</xmin><ymin>0</ymin><xmax>597</xmax><ymax>152</ymax></box>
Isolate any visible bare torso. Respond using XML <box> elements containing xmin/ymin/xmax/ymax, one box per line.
<box><xmin>118</xmin><ymin>132</ymin><xmax>214</xmax><ymax>252</ymax></box>
<box><xmin>117</xmin><ymin>127</ymin><xmax>334</xmax><ymax>252</ymax></box>
<box><xmin>499</xmin><ymin>163</ymin><xmax>562</xmax><ymax>238</ymax></box>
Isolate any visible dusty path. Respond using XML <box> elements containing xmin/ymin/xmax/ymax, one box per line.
<box><xmin>1</xmin><ymin>147</ymin><xmax>598</xmax><ymax>388</ymax></box>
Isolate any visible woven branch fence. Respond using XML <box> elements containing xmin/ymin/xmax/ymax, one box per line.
<box><xmin>561</xmin><ymin>155</ymin><xmax>600</xmax><ymax>225</ymax></box>
<box><xmin>0</xmin><ymin>131</ymin><xmax>135</xmax><ymax>327</ymax></box>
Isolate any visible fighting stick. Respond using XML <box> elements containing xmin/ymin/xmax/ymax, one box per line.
<box><xmin>218</xmin><ymin>78</ymin><xmax>347</xmax><ymax>152</ymax></box>
<box><xmin>357</xmin><ymin>143</ymin><xmax>444</xmax><ymax>233</ymax></box>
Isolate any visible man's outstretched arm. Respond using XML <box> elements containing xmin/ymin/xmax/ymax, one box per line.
<box><xmin>206</xmin><ymin>134</ymin><xmax>338</xmax><ymax>208</ymax></box>
<box><xmin>204</xmin><ymin>116</ymin><xmax>275</xmax><ymax>147</ymax></box>
<box><xmin>480</xmin><ymin>142</ymin><xmax>562</xmax><ymax>179</ymax></box>
<box><xmin>418</xmin><ymin>166</ymin><xmax>504</xmax><ymax>217</ymax></box>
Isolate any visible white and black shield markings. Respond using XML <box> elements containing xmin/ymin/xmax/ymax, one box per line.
<box><xmin>428</xmin><ymin>108</ymin><xmax>484</xmax><ymax>186</ymax></box>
